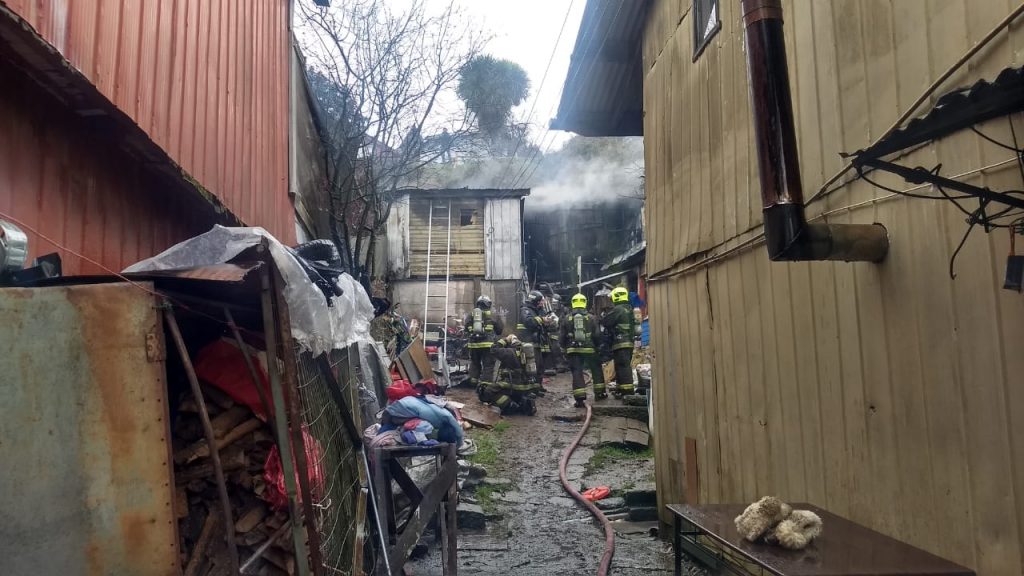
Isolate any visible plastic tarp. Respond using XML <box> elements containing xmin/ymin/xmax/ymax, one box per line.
<box><xmin>124</xmin><ymin>225</ymin><xmax>373</xmax><ymax>355</ymax></box>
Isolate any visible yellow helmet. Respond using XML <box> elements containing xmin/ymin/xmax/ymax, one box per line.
<box><xmin>571</xmin><ymin>293</ymin><xmax>587</xmax><ymax>309</ymax></box>
<box><xmin>610</xmin><ymin>287</ymin><xmax>629</xmax><ymax>303</ymax></box>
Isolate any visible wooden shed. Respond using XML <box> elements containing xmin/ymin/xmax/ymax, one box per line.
<box><xmin>553</xmin><ymin>1</ymin><xmax>1024</xmax><ymax>574</ymax></box>
<box><xmin>386</xmin><ymin>188</ymin><xmax>529</xmax><ymax>329</ymax></box>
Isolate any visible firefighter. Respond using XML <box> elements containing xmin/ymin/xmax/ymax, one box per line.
<box><xmin>601</xmin><ymin>286</ymin><xmax>636</xmax><ymax>396</ymax></box>
<box><xmin>463</xmin><ymin>295</ymin><xmax>503</xmax><ymax>394</ymax></box>
<box><xmin>561</xmin><ymin>293</ymin><xmax>606</xmax><ymax>407</ymax></box>
<box><xmin>480</xmin><ymin>335</ymin><xmax>538</xmax><ymax>415</ymax></box>
<box><xmin>547</xmin><ymin>294</ymin><xmax>568</xmax><ymax>374</ymax></box>
<box><xmin>517</xmin><ymin>290</ymin><xmax>549</xmax><ymax>391</ymax></box>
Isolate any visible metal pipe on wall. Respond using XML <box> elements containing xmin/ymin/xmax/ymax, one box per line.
<box><xmin>740</xmin><ymin>0</ymin><xmax>889</xmax><ymax>262</ymax></box>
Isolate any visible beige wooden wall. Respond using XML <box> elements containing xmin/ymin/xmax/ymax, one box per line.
<box><xmin>642</xmin><ymin>0</ymin><xmax>1024</xmax><ymax>573</ymax></box>
<box><xmin>408</xmin><ymin>198</ymin><xmax>486</xmax><ymax>277</ymax></box>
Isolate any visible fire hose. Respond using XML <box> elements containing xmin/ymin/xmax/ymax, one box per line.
<box><xmin>559</xmin><ymin>402</ymin><xmax>615</xmax><ymax>575</ymax></box>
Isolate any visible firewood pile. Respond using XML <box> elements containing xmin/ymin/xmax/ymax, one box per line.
<box><xmin>173</xmin><ymin>385</ymin><xmax>298</xmax><ymax>576</ymax></box>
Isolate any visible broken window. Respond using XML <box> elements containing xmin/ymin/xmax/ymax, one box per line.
<box><xmin>693</xmin><ymin>0</ymin><xmax>720</xmax><ymax>60</ymax></box>
<box><xmin>460</xmin><ymin>209</ymin><xmax>477</xmax><ymax>226</ymax></box>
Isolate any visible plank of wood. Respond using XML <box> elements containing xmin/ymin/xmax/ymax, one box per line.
<box><xmin>460</xmin><ymin>404</ymin><xmax>502</xmax><ymax>429</ymax></box>
<box><xmin>685</xmin><ymin>437</ymin><xmax>699</xmax><ymax>504</ymax></box>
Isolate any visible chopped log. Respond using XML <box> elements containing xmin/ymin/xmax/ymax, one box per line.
<box><xmin>175</xmin><ymin>486</ymin><xmax>190</xmax><ymax>519</ymax></box>
<box><xmin>183</xmin><ymin>511</ymin><xmax>219</xmax><ymax>576</ymax></box>
<box><xmin>175</xmin><ymin>418</ymin><xmax>263</xmax><ymax>465</ymax></box>
<box><xmin>211</xmin><ymin>406</ymin><xmax>252</xmax><ymax>438</ymax></box>
<box><xmin>235</xmin><ymin>503</ymin><xmax>268</xmax><ymax>533</ymax></box>
<box><xmin>258</xmin><ymin>565</ymin><xmax>289</xmax><ymax>576</ymax></box>
<box><xmin>176</xmin><ymin>446</ymin><xmax>248</xmax><ymax>483</ymax></box>
<box><xmin>264</xmin><ymin>548</ymin><xmax>296</xmax><ymax>575</ymax></box>
<box><xmin>186</xmin><ymin>479</ymin><xmax>209</xmax><ymax>493</ymax></box>
<box><xmin>201</xmin><ymin>384</ymin><xmax>236</xmax><ymax>410</ymax></box>
<box><xmin>179</xmin><ymin>398</ymin><xmax>199</xmax><ymax>413</ymax></box>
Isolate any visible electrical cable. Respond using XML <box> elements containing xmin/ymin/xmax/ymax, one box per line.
<box><xmin>494</xmin><ymin>0</ymin><xmax>577</xmax><ymax>189</ymax></box>
<box><xmin>806</xmin><ymin>1</ymin><xmax>1024</xmax><ymax>205</ymax></box>
<box><xmin>559</xmin><ymin>402</ymin><xmax>615</xmax><ymax>576</ymax></box>
<box><xmin>948</xmin><ymin>219</ymin><xmax>977</xmax><ymax>280</ymax></box>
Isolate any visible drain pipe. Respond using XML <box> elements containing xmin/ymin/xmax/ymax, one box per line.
<box><xmin>741</xmin><ymin>0</ymin><xmax>889</xmax><ymax>262</ymax></box>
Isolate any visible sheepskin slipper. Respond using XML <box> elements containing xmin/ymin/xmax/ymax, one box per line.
<box><xmin>766</xmin><ymin>509</ymin><xmax>823</xmax><ymax>550</ymax></box>
<box><xmin>734</xmin><ymin>496</ymin><xmax>793</xmax><ymax>542</ymax></box>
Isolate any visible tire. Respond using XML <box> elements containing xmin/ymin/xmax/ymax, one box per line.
<box><xmin>293</xmin><ymin>239</ymin><xmax>340</xmax><ymax>262</ymax></box>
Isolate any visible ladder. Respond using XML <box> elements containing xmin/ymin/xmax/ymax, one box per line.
<box><xmin>422</xmin><ymin>199</ymin><xmax>453</xmax><ymax>381</ymax></box>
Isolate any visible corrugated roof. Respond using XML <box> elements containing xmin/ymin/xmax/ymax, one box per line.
<box><xmin>401</xmin><ymin>188</ymin><xmax>531</xmax><ymax>198</ymax></box>
<box><xmin>550</xmin><ymin>0</ymin><xmax>647</xmax><ymax>137</ymax></box>
<box><xmin>855</xmin><ymin>65</ymin><xmax>1024</xmax><ymax>160</ymax></box>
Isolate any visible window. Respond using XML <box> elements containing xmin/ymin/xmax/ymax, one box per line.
<box><xmin>460</xmin><ymin>209</ymin><xmax>477</xmax><ymax>226</ymax></box>
<box><xmin>693</xmin><ymin>0</ymin><xmax>721</xmax><ymax>60</ymax></box>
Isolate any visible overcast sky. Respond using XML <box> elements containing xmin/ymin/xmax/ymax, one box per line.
<box><xmin>449</xmin><ymin>0</ymin><xmax>585</xmax><ymax>150</ymax></box>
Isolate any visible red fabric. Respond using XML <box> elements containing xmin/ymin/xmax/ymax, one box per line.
<box><xmin>194</xmin><ymin>339</ymin><xmax>273</xmax><ymax>420</ymax></box>
<box><xmin>582</xmin><ymin>486</ymin><xmax>611</xmax><ymax>502</ymax></box>
<box><xmin>402</xmin><ymin>418</ymin><xmax>425</xmax><ymax>431</ymax></box>
<box><xmin>386</xmin><ymin>379</ymin><xmax>418</xmax><ymax>403</ymax></box>
<box><xmin>263</xmin><ymin>426</ymin><xmax>325</xmax><ymax>511</ymax></box>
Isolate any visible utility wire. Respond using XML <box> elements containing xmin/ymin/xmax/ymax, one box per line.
<box><xmin>494</xmin><ymin>0</ymin><xmax>577</xmax><ymax>190</ymax></box>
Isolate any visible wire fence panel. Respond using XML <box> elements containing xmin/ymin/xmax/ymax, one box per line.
<box><xmin>295</xmin><ymin>345</ymin><xmax>367</xmax><ymax>575</ymax></box>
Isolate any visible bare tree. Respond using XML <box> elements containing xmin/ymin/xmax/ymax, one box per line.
<box><xmin>298</xmin><ymin>0</ymin><xmax>485</xmax><ymax>284</ymax></box>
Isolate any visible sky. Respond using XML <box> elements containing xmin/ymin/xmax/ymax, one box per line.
<box><xmin>448</xmin><ymin>0</ymin><xmax>585</xmax><ymax>151</ymax></box>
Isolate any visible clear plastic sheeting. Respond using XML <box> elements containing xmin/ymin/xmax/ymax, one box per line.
<box><xmin>124</xmin><ymin>225</ymin><xmax>373</xmax><ymax>355</ymax></box>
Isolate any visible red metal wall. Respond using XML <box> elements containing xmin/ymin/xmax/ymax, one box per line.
<box><xmin>0</xmin><ymin>68</ymin><xmax>213</xmax><ymax>275</ymax></box>
<box><xmin>3</xmin><ymin>0</ymin><xmax>295</xmax><ymax>244</ymax></box>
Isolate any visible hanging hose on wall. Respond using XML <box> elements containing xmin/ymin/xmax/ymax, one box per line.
<box><xmin>559</xmin><ymin>403</ymin><xmax>615</xmax><ymax>575</ymax></box>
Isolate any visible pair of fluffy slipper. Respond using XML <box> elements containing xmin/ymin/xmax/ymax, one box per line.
<box><xmin>734</xmin><ymin>497</ymin><xmax>823</xmax><ymax>550</ymax></box>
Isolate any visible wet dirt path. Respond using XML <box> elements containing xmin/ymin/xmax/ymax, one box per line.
<box><xmin>409</xmin><ymin>373</ymin><xmax>692</xmax><ymax>575</ymax></box>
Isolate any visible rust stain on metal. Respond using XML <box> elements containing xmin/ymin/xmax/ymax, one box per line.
<box><xmin>0</xmin><ymin>282</ymin><xmax>179</xmax><ymax>575</ymax></box>
<box><xmin>146</xmin><ymin>330</ymin><xmax>166</xmax><ymax>362</ymax></box>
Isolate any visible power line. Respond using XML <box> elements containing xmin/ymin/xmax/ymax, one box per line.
<box><xmin>494</xmin><ymin>0</ymin><xmax>577</xmax><ymax>190</ymax></box>
<box><xmin>508</xmin><ymin>1</ymin><xmax>625</xmax><ymax>193</ymax></box>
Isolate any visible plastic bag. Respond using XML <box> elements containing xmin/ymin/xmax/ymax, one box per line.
<box><xmin>125</xmin><ymin>225</ymin><xmax>373</xmax><ymax>355</ymax></box>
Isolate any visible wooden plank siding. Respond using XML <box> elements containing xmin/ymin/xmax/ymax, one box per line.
<box><xmin>408</xmin><ymin>198</ymin><xmax>486</xmax><ymax>277</ymax></box>
<box><xmin>643</xmin><ymin>0</ymin><xmax>1024</xmax><ymax>574</ymax></box>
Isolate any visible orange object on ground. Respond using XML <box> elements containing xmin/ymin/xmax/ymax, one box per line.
<box><xmin>582</xmin><ymin>486</ymin><xmax>611</xmax><ymax>502</ymax></box>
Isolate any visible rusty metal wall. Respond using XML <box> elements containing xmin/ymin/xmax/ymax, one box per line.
<box><xmin>0</xmin><ymin>62</ymin><xmax>212</xmax><ymax>274</ymax></box>
<box><xmin>0</xmin><ymin>282</ymin><xmax>178</xmax><ymax>575</ymax></box>
<box><xmin>3</xmin><ymin>0</ymin><xmax>294</xmax><ymax>243</ymax></box>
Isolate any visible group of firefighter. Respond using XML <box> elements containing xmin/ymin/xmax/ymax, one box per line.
<box><xmin>464</xmin><ymin>287</ymin><xmax>639</xmax><ymax>415</ymax></box>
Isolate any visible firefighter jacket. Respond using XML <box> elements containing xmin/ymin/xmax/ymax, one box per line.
<box><xmin>601</xmin><ymin>303</ymin><xmax>635</xmax><ymax>351</ymax></box>
<box><xmin>516</xmin><ymin>304</ymin><xmax>547</xmax><ymax>345</ymax></box>
<box><xmin>490</xmin><ymin>338</ymin><xmax>535</xmax><ymax>393</ymax></box>
<box><xmin>464</xmin><ymin>307</ymin><xmax>503</xmax><ymax>349</ymax></box>
<box><xmin>561</xmin><ymin>309</ymin><xmax>600</xmax><ymax>355</ymax></box>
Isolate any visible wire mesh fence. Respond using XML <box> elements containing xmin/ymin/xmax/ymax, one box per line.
<box><xmin>294</xmin><ymin>345</ymin><xmax>367</xmax><ymax>575</ymax></box>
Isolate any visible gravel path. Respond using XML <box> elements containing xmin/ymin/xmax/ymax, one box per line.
<box><xmin>407</xmin><ymin>373</ymin><xmax>709</xmax><ymax>576</ymax></box>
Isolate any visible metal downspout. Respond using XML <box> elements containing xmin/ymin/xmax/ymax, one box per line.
<box><xmin>741</xmin><ymin>0</ymin><xmax>889</xmax><ymax>262</ymax></box>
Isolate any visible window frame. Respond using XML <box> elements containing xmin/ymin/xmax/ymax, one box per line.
<box><xmin>692</xmin><ymin>0</ymin><xmax>722</xmax><ymax>61</ymax></box>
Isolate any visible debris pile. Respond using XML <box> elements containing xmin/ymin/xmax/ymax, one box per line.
<box><xmin>172</xmin><ymin>385</ymin><xmax>297</xmax><ymax>576</ymax></box>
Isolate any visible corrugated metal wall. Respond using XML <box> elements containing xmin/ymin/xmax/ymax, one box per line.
<box><xmin>484</xmin><ymin>198</ymin><xmax>523</xmax><ymax>281</ymax></box>
<box><xmin>3</xmin><ymin>0</ymin><xmax>294</xmax><ymax>243</ymax></box>
<box><xmin>0</xmin><ymin>64</ymin><xmax>211</xmax><ymax>274</ymax></box>
<box><xmin>642</xmin><ymin>1</ymin><xmax>1024</xmax><ymax>574</ymax></box>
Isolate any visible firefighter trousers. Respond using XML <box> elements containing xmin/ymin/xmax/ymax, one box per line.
<box><xmin>468</xmin><ymin>347</ymin><xmax>495</xmax><ymax>389</ymax></box>
<box><xmin>568</xmin><ymin>353</ymin><xmax>605</xmax><ymax>399</ymax></box>
<box><xmin>613</xmin><ymin>347</ymin><xmax>635</xmax><ymax>394</ymax></box>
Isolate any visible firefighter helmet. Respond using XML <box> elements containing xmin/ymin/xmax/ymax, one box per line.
<box><xmin>476</xmin><ymin>295</ymin><xmax>492</xmax><ymax>309</ymax></box>
<box><xmin>610</xmin><ymin>287</ymin><xmax>629</xmax><ymax>303</ymax></box>
<box><xmin>571</xmin><ymin>293</ymin><xmax>587</xmax><ymax>309</ymax></box>
<box><xmin>525</xmin><ymin>290</ymin><xmax>544</xmax><ymax>306</ymax></box>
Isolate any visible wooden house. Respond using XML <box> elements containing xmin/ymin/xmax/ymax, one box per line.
<box><xmin>554</xmin><ymin>0</ymin><xmax>1024</xmax><ymax>573</ymax></box>
<box><xmin>386</xmin><ymin>188</ymin><xmax>529</xmax><ymax>330</ymax></box>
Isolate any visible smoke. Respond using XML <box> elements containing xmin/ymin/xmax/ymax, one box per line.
<box><xmin>523</xmin><ymin>136</ymin><xmax>644</xmax><ymax>212</ymax></box>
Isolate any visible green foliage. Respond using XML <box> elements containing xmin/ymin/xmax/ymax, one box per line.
<box><xmin>586</xmin><ymin>444</ymin><xmax>653</xmax><ymax>475</ymax></box>
<box><xmin>457</xmin><ymin>55</ymin><xmax>530</xmax><ymax>138</ymax></box>
<box><xmin>468</xmin><ymin>429</ymin><xmax>501</xmax><ymax>467</ymax></box>
<box><xmin>492</xmin><ymin>421</ymin><xmax>511</xmax><ymax>434</ymax></box>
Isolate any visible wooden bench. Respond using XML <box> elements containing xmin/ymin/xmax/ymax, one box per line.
<box><xmin>667</xmin><ymin>503</ymin><xmax>975</xmax><ymax>576</ymax></box>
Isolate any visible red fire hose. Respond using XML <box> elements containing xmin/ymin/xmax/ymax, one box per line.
<box><xmin>559</xmin><ymin>402</ymin><xmax>615</xmax><ymax>575</ymax></box>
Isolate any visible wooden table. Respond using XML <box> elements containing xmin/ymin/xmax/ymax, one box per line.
<box><xmin>668</xmin><ymin>503</ymin><xmax>975</xmax><ymax>576</ymax></box>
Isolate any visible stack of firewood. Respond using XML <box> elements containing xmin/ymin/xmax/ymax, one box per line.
<box><xmin>173</xmin><ymin>386</ymin><xmax>298</xmax><ymax>576</ymax></box>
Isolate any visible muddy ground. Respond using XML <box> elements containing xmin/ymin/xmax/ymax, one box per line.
<box><xmin>407</xmin><ymin>373</ymin><xmax>709</xmax><ymax>575</ymax></box>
